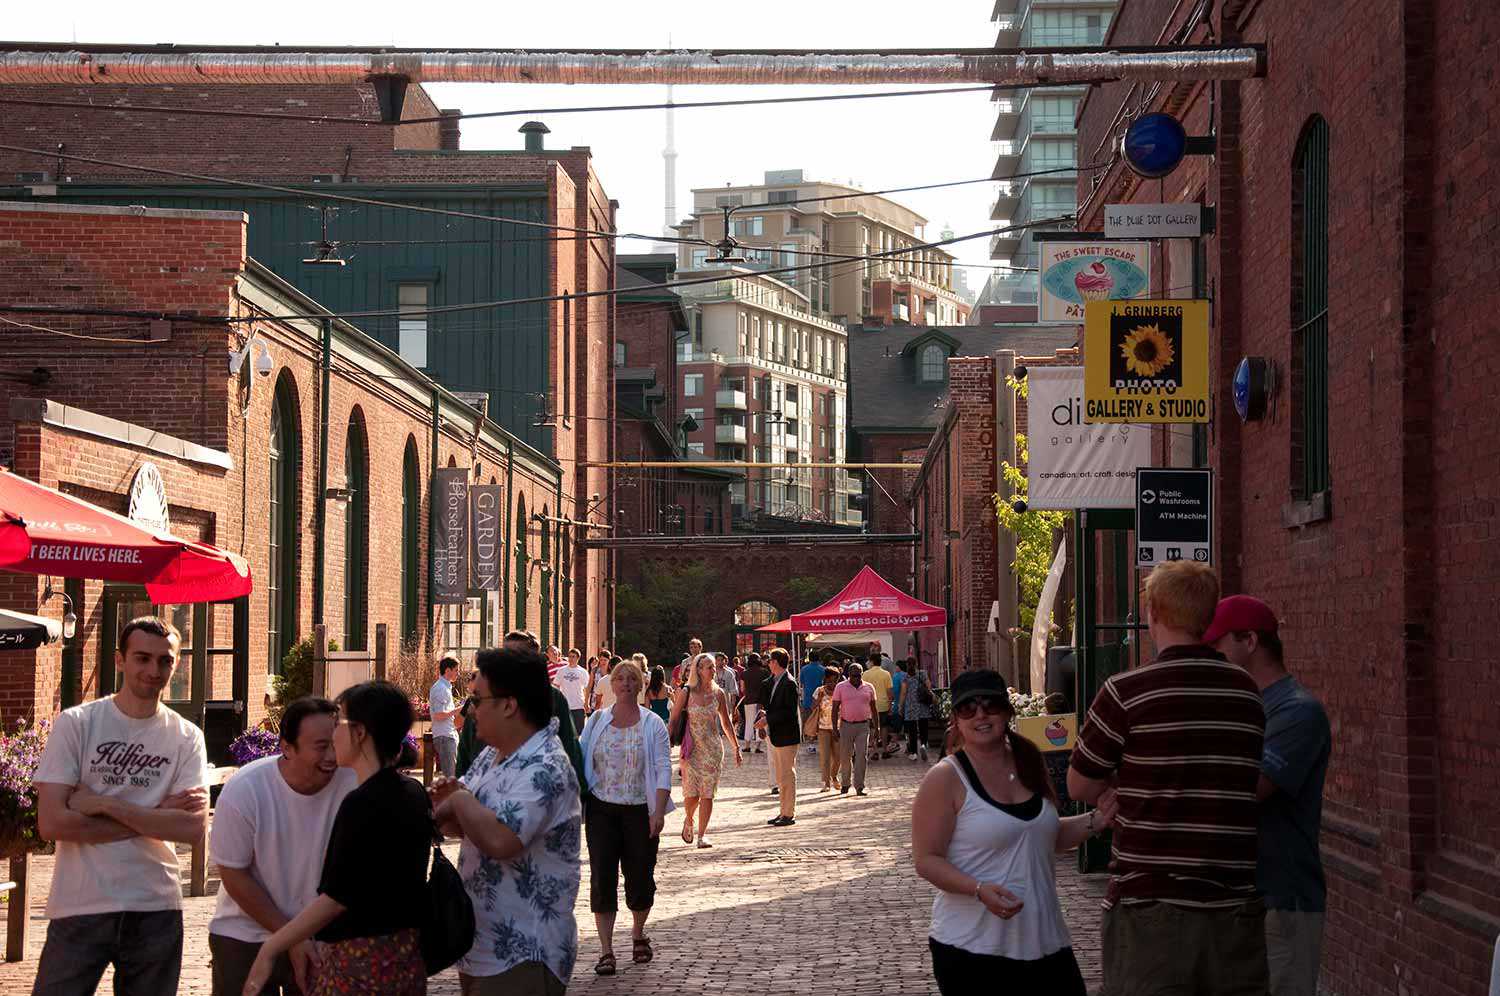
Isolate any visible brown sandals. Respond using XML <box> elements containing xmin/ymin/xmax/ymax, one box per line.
<box><xmin>633</xmin><ymin>936</ymin><xmax>654</xmax><ymax>964</ymax></box>
<box><xmin>595</xmin><ymin>952</ymin><xmax>617</xmax><ymax>976</ymax></box>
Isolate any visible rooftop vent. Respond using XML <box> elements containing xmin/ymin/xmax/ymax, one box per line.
<box><xmin>519</xmin><ymin>121</ymin><xmax>550</xmax><ymax>152</ymax></box>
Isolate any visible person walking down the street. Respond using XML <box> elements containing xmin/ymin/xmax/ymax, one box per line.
<box><xmin>800</xmin><ymin>654</ymin><xmax>826</xmax><ymax>755</ymax></box>
<box><xmin>585</xmin><ymin>648</ymin><xmax>612</xmax><ymax>718</ymax></box>
<box><xmin>645</xmin><ymin>665</ymin><xmax>673</xmax><ymax>724</ymax></box>
<box><xmin>755</xmin><ymin>648</ymin><xmax>801</xmax><ymax>827</ymax></box>
<box><xmin>32</xmin><ymin>617</ymin><xmax>210</xmax><ymax>996</ymax></box>
<box><xmin>209</xmin><ymin>697</ymin><xmax>357</xmax><ymax>996</ymax></box>
<box><xmin>810</xmin><ymin>669</ymin><xmax>843</xmax><ymax>792</ymax></box>
<box><xmin>673</xmin><ymin>638</ymin><xmax>704</xmax><ymax>688</ymax></box>
<box><xmin>832</xmin><ymin>663</ymin><xmax>877</xmax><ymax>796</ymax></box>
<box><xmin>545</xmin><ymin>644</ymin><xmax>566</xmax><ymax>684</ymax></box>
<box><xmin>713</xmin><ymin>652</ymin><xmax>740</xmax><ymax>721</ymax></box>
<box><xmin>1208</xmin><ymin>596</ymin><xmax>1332</xmax><ymax>996</ymax></box>
<box><xmin>554</xmin><ymin>647</ymin><xmax>590</xmax><ymax>734</ymax></box>
<box><xmin>577</xmin><ymin>659</ymin><xmax>674</xmax><ymax>976</ymax></box>
<box><xmin>899</xmin><ymin>658</ymin><xmax>934</xmax><ymax>763</ymax></box>
<box><xmin>433</xmin><ymin>646</ymin><xmax>582</xmax><ymax>996</ymax></box>
<box><xmin>739</xmin><ymin>652</ymin><xmax>769</xmax><ymax>754</ymax></box>
<box><xmin>1068</xmin><ymin>561</ymin><xmax>1268</xmax><ymax>996</ymax></box>
<box><xmin>913</xmin><ymin>669</ymin><xmax>1118</xmax><ymax>996</ymax></box>
<box><xmin>590</xmin><ymin>656</ymin><xmax>619</xmax><ymax>714</ymax></box>
<box><xmin>861</xmin><ymin>652</ymin><xmax>894</xmax><ymax>760</ymax></box>
<box><xmin>430</xmin><ymin>655</ymin><xmax>462</xmax><ymax>779</ymax></box>
<box><xmin>243</xmin><ymin>681</ymin><xmax>432</xmax><ymax>996</ymax></box>
<box><xmin>672</xmin><ymin>652</ymin><xmax>742</xmax><ymax>848</ymax></box>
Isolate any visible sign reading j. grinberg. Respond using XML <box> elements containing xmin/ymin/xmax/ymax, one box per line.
<box><xmin>1025</xmin><ymin>366</ymin><xmax>1151</xmax><ymax>510</ymax></box>
<box><xmin>1083</xmin><ymin>299</ymin><xmax>1211</xmax><ymax>424</ymax></box>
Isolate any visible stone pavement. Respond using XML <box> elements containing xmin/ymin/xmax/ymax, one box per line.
<box><xmin>0</xmin><ymin>745</ymin><xmax>1108</xmax><ymax>994</ymax></box>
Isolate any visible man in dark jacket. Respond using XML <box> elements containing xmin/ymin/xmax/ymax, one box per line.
<box><xmin>740</xmin><ymin>653</ymin><xmax>768</xmax><ymax>755</ymax></box>
<box><xmin>756</xmin><ymin>648</ymin><xmax>800</xmax><ymax>827</ymax></box>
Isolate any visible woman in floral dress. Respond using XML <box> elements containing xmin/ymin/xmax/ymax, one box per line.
<box><xmin>671</xmin><ymin>653</ymin><xmax>741</xmax><ymax>848</ymax></box>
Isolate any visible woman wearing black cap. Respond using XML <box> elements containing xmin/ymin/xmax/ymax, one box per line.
<box><xmin>911</xmin><ymin>669</ymin><xmax>1118</xmax><ymax>995</ymax></box>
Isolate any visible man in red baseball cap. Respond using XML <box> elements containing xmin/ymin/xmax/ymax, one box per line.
<box><xmin>1207</xmin><ymin>595</ymin><xmax>1331</xmax><ymax>996</ymax></box>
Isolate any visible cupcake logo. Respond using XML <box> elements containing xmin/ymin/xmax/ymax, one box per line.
<box><xmin>1039</xmin><ymin>244</ymin><xmax>1151</xmax><ymax>322</ymax></box>
<box><xmin>1043</xmin><ymin>720</ymin><xmax>1069</xmax><ymax>747</ymax></box>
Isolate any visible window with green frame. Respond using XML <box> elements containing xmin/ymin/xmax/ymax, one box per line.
<box><xmin>1292</xmin><ymin>116</ymin><xmax>1330</xmax><ymax>500</ymax></box>
<box><xmin>268</xmin><ymin>376</ymin><xmax>300</xmax><ymax>674</ymax></box>
<box><xmin>343</xmin><ymin>414</ymin><xmax>369</xmax><ymax>651</ymax></box>
<box><xmin>538</xmin><ymin>506</ymin><xmax>552</xmax><ymax>646</ymax></box>
<box><xmin>514</xmin><ymin>496</ymin><xmax>529</xmax><ymax>630</ymax></box>
<box><xmin>400</xmin><ymin>440</ymin><xmax>421</xmax><ymax>643</ymax></box>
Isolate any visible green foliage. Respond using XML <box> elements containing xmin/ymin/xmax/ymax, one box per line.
<box><xmin>615</xmin><ymin>560</ymin><xmax>724</xmax><ymax>665</ymax></box>
<box><xmin>269</xmin><ymin>635</ymin><xmax>341</xmax><ymax>726</ymax></box>
<box><xmin>780</xmin><ymin>575</ymin><xmax>838</xmax><ymax>611</ymax></box>
<box><xmin>995</xmin><ymin>373</ymin><xmax>1070</xmax><ymax>634</ymax></box>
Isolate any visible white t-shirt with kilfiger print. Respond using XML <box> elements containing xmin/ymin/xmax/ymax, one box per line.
<box><xmin>34</xmin><ymin>697</ymin><xmax>209</xmax><ymax>918</ymax></box>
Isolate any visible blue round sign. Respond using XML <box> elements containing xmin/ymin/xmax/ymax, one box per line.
<box><xmin>1233</xmin><ymin>357</ymin><xmax>1253</xmax><ymax>419</ymax></box>
<box><xmin>1123</xmin><ymin>112</ymin><xmax>1188</xmax><ymax>179</ymax></box>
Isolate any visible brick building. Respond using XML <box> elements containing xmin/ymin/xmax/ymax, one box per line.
<box><xmin>0</xmin><ymin>80</ymin><xmax>615</xmax><ymax>654</ymax></box>
<box><xmin>1075</xmin><ymin>2</ymin><xmax>1500</xmax><ymax>993</ymax></box>
<box><xmin>0</xmin><ymin>201</ymin><xmax>577</xmax><ymax>750</ymax></box>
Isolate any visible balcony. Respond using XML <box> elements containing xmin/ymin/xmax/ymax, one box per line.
<box><xmin>993</xmin><ymin>15</ymin><xmax>1021</xmax><ymax>48</ymax></box>
<box><xmin>991</xmin><ymin>229</ymin><xmax>1023</xmax><ymax>261</ymax></box>
<box><xmin>781</xmin><ymin>399</ymin><xmax>798</xmax><ymax>419</ymax></box>
<box><xmin>990</xmin><ymin>99</ymin><xmax>1021</xmax><ymax>142</ymax></box>
<box><xmin>715</xmin><ymin>389</ymin><xmax>747</xmax><ymax>410</ymax></box>
<box><xmin>992</xmin><ymin>142</ymin><xmax>1020</xmax><ymax>180</ymax></box>
<box><xmin>990</xmin><ymin>182</ymin><xmax>1022</xmax><ymax>221</ymax></box>
<box><xmin>715</xmin><ymin>424</ymin><xmax>747</xmax><ymax>445</ymax></box>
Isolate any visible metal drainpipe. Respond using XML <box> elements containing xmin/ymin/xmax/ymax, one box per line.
<box><xmin>312</xmin><ymin>317</ymin><xmax>332</xmax><ymax>627</ymax></box>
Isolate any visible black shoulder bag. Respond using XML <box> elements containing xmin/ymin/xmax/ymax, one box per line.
<box><xmin>421</xmin><ymin>840</ymin><xmax>476</xmax><ymax>976</ymax></box>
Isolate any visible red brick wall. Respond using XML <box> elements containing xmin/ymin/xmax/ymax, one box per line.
<box><xmin>1076</xmin><ymin>2</ymin><xmax>1500</xmax><ymax>993</ymax></box>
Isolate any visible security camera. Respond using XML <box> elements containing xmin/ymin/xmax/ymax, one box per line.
<box><xmin>255</xmin><ymin>345</ymin><xmax>275</xmax><ymax>378</ymax></box>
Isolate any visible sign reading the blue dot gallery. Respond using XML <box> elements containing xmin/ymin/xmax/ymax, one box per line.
<box><xmin>1103</xmin><ymin>203</ymin><xmax>1203</xmax><ymax>240</ymax></box>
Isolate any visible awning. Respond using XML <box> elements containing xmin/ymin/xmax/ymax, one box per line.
<box><xmin>789</xmin><ymin>565</ymin><xmax>947</xmax><ymax>633</ymax></box>
<box><xmin>0</xmin><ymin>607</ymin><xmax>61</xmax><ymax>651</ymax></box>
<box><xmin>0</xmin><ymin>469</ymin><xmax>252</xmax><ymax>603</ymax></box>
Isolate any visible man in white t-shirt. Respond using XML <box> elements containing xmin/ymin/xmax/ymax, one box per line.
<box><xmin>429</xmin><ymin>656</ymin><xmax>461</xmax><ymax>779</ymax></box>
<box><xmin>207</xmin><ymin>696</ymin><xmax>356</xmax><ymax>995</ymax></box>
<box><xmin>32</xmin><ymin>616</ymin><xmax>210</xmax><ymax>996</ymax></box>
<box><xmin>553</xmin><ymin>648</ymin><xmax>590</xmax><ymax>733</ymax></box>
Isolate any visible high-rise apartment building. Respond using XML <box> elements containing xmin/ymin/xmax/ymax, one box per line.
<box><xmin>989</xmin><ymin>0</ymin><xmax>1117</xmax><ymax>300</ymax></box>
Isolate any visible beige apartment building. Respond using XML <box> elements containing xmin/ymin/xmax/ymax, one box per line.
<box><xmin>674</xmin><ymin>169</ymin><xmax>971</xmax><ymax>327</ymax></box>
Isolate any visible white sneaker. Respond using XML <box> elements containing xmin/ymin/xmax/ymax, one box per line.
<box><xmin>907</xmin><ymin>753</ymin><xmax>918</xmax><ymax>761</ymax></box>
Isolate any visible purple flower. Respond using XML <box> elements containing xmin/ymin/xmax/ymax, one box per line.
<box><xmin>0</xmin><ymin>719</ymin><xmax>50</xmax><ymax>849</ymax></box>
<box><xmin>227</xmin><ymin>728</ymin><xmax>282</xmax><ymax>766</ymax></box>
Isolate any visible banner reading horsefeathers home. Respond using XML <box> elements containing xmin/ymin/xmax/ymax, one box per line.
<box><xmin>1083</xmin><ymin>299</ymin><xmax>1211</xmax><ymax>423</ymax></box>
<box><xmin>431</xmin><ymin>468</ymin><xmax>470</xmax><ymax>604</ymax></box>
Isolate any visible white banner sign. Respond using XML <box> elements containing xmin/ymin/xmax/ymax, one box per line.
<box><xmin>1025</xmin><ymin>366</ymin><xmax>1151</xmax><ymax>510</ymax></box>
<box><xmin>1104</xmin><ymin>202</ymin><xmax>1202</xmax><ymax>240</ymax></box>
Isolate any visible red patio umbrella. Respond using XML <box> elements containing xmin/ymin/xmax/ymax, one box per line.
<box><xmin>0</xmin><ymin>469</ymin><xmax>252</xmax><ymax>603</ymax></box>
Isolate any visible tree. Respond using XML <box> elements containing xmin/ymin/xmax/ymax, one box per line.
<box><xmin>614</xmin><ymin>560</ymin><xmax>723</xmax><ymax>665</ymax></box>
<box><xmin>993</xmin><ymin>374</ymin><xmax>1070</xmax><ymax>635</ymax></box>
<box><xmin>780</xmin><ymin>575</ymin><xmax>839</xmax><ymax>611</ymax></box>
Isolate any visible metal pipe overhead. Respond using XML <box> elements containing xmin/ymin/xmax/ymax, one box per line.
<box><xmin>0</xmin><ymin>45</ymin><xmax>1265</xmax><ymax>86</ymax></box>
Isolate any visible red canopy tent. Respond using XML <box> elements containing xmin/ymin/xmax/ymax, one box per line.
<box><xmin>789</xmin><ymin>566</ymin><xmax>946</xmax><ymax>633</ymax></box>
<box><xmin>755</xmin><ymin>619</ymin><xmax>793</xmax><ymax>633</ymax></box>
<box><xmin>0</xmin><ymin>469</ymin><xmax>252</xmax><ymax>603</ymax></box>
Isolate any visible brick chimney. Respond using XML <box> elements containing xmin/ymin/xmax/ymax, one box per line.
<box><xmin>438</xmin><ymin>109</ymin><xmax>462</xmax><ymax>151</ymax></box>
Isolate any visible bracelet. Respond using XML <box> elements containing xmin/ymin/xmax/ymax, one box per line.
<box><xmin>1087</xmin><ymin>810</ymin><xmax>1097</xmax><ymax>834</ymax></box>
<box><xmin>974</xmin><ymin>880</ymin><xmax>984</xmax><ymax>902</ymax></box>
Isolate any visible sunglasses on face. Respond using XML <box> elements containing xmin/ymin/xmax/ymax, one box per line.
<box><xmin>953</xmin><ymin>695</ymin><xmax>1011</xmax><ymax>720</ymax></box>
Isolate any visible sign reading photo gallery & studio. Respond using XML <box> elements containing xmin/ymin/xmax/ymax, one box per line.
<box><xmin>1083</xmin><ymin>299</ymin><xmax>1210</xmax><ymax>423</ymax></box>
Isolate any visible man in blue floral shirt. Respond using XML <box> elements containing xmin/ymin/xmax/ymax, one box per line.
<box><xmin>434</xmin><ymin>645</ymin><xmax>581</xmax><ymax>996</ymax></box>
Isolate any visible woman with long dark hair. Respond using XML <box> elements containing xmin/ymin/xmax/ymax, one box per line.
<box><xmin>644</xmin><ymin>665</ymin><xmax>672</xmax><ymax>723</ymax></box>
<box><xmin>911</xmin><ymin>670</ymin><xmax>1118</xmax><ymax>996</ymax></box>
<box><xmin>242</xmin><ymin>681</ymin><xmax>431</xmax><ymax>995</ymax></box>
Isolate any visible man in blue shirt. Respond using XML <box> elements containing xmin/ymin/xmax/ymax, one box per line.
<box><xmin>429</xmin><ymin>655</ymin><xmax>462</xmax><ymax>778</ymax></box>
<box><xmin>1208</xmin><ymin>596</ymin><xmax>1331</xmax><ymax>996</ymax></box>
<box><xmin>799</xmin><ymin>654</ymin><xmax>825</xmax><ymax>753</ymax></box>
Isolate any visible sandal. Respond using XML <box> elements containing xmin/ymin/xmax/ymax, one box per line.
<box><xmin>632</xmin><ymin>936</ymin><xmax>654</xmax><ymax>964</ymax></box>
<box><xmin>680</xmin><ymin>816</ymin><xmax>694</xmax><ymax>844</ymax></box>
<box><xmin>595</xmin><ymin>952</ymin><xmax>617</xmax><ymax>976</ymax></box>
<box><xmin>696</xmin><ymin>838</ymin><xmax>712</xmax><ymax>849</ymax></box>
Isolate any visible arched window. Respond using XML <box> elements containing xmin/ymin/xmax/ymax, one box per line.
<box><xmin>539</xmin><ymin>505</ymin><xmax>552</xmax><ymax>646</ymax></box>
<box><xmin>560</xmin><ymin>529</ymin><xmax>572</xmax><ymax>649</ymax></box>
<box><xmin>920</xmin><ymin>343</ymin><xmax>945</xmax><ymax>382</ymax></box>
<box><xmin>342</xmin><ymin>412</ymin><xmax>369</xmax><ymax>651</ymax></box>
<box><xmin>514</xmin><ymin>495</ymin><xmax>529</xmax><ymax>630</ymax></box>
<box><xmin>400</xmin><ymin>439</ymin><xmax>421</xmax><ymax>642</ymax></box>
<box><xmin>732</xmin><ymin>600</ymin><xmax>780</xmax><ymax>658</ymax></box>
<box><xmin>268</xmin><ymin>376</ymin><xmax>300</xmax><ymax>674</ymax></box>
<box><xmin>1292</xmin><ymin>115</ymin><xmax>1330</xmax><ymax>501</ymax></box>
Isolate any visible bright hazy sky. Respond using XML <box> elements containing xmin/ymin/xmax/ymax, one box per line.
<box><xmin>10</xmin><ymin>1</ymin><xmax>1005</xmax><ymax>290</ymax></box>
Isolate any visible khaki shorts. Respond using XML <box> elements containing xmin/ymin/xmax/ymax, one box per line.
<box><xmin>1102</xmin><ymin>899</ymin><xmax>1268</xmax><ymax>996</ymax></box>
<box><xmin>1265</xmin><ymin>908</ymin><xmax>1323</xmax><ymax>996</ymax></box>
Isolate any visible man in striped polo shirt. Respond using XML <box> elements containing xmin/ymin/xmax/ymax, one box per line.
<box><xmin>1068</xmin><ymin>561</ymin><xmax>1268</xmax><ymax>995</ymax></box>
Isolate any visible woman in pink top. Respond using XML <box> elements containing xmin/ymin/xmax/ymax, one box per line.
<box><xmin>832</xmin><ymin>664</ymin><xmax>878</xmax><ymax>795</ymax></box>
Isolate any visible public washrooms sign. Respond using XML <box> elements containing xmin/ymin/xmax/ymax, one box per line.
<box><xmin>1136</xmin><ymin>468</ymin><xmax>1213</xmax><ymax>568</ymax></box>
<box><xmin>1025</xmin><ymin>366</ymin><xmax>1151</xmax><ymax>510</ymax></box>
<box><xmin>1084</xmin><ymin>299</ymin><xmax>1211</xmax><ymax>423</ymax></box>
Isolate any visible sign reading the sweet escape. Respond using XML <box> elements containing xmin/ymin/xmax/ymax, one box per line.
<box><xmin>431</xmin><ymin>468</ymin><xmax>470</xmax><ymax>604</ymax></box>
<box><xmin>1084</xmin><ymin>299</ymin><xmax>1210</xmax><ymax>423</ymax></box>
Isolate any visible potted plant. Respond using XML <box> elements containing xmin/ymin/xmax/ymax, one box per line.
<box><xmin>227</xmin><ymin>728</ymin><xmax>282</xmax><ymax>767</ymax></box>
<box><xmin>0</xmin><ymin>719</ymin><xmax>49</xmax><ymax>858</ymax></box>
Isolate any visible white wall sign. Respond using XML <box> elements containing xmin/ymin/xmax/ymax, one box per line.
<box><xmin>127</xmin><ymin>462</ymin><xmax>171</xmax><ymax>535</ymax></box>
<box><xmin>1025</xmin><ymin>366</ymin><xmax>1151</xmax><ymax>510</ymax></box>
<box><xmin>1036</xmin><ymin>239</ymin><xmax>1151</xmax><ymax>324</ymax></box>
<box><xmin>1103</xmin><ymin>203</ymin><xmax>1203</xmax><ymax>240</ymax></box>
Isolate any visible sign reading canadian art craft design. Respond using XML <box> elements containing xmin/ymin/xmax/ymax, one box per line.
<box><xmin>1084</xmin><ymin>299</ymin><xmax>1210</xmax><ymax>423</ymax></box>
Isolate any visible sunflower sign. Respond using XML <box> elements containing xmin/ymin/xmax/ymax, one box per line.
<box><xmin>1083</xmin><ymin>299</ymin><xmax>1210</xmax><ymax>423</ymax></box>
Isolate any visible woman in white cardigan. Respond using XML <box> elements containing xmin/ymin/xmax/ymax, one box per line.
<box><xmin>577</xmin><ymin>659</ymin><xmax>674</xmax><ymax>976</ymax></box>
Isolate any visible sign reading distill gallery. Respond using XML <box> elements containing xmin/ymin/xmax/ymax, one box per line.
<box><xmin>1083</xmin><ymin>299</ymin><xmax>1210</xmax><ymax>423</ymax></box>
<box><xmin>1024</xmin><ymin>366</ymin><xmax>1150</xmax><ymax>510</ymax></box>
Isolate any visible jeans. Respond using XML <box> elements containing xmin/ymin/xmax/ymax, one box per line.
<box><xmin>907</xmin><ymin>717</ymin><xmax>931</xmax><ymax>754</ymax></box>
<box><xmin>1265</xmin><ymin>908</ymin><xmax>1323</xmax><ymax>996</ymax></box>
<box><xmin>33</xmin><ymin>909</ymin><xmax>184</xmax><ymax>996</ymax></box>
<box><xmin>209</xmin><ymin>932</ymin><xmax>303</xmax><ymax>996</ymax></box>
<box><xmin>433</xmin><ymin>734</ymin><xmax>458</xmax><ymax>779</ymax></box>
<box><xmin>838</xmin><ymin>720</ymin><xmax>870</xmax><ymax>790</ymax></box>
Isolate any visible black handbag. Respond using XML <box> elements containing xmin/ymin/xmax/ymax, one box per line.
<box><xmin>421</xmin><ymin>842</ymin><xmax>475</xmax><ymax>976</ymax></box>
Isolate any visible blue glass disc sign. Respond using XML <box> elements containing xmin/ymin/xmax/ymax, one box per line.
<box><xmin>1123</xmin><ymin>113</ymin><xmax>1188</xmax><ymax>179</ymax></box>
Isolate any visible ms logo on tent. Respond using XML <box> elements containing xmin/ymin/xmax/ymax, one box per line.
<box><xmin>838</xmin><ymin>598</ymin><xmax>875</xmax><ymax>612</ymax></box>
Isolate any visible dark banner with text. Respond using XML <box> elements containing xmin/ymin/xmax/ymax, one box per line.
<box><xmin>470</xmin><ymin>485</ymin><xmax>503</xmax><ymax>592</ymax></box>
<box><xmin>431</xmin><ymin>468</ymin><xmax>470</xmax><ymax>604</ymax></box>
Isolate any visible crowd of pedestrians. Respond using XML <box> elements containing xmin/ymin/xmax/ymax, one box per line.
<box><xmin>28</xmin><ymin>558</ymin><xmax>1329</xmax><ymax>996</ymax></box>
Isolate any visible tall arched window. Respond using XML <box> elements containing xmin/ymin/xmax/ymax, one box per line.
<box><xmin>400</xmin><ymin>439</ymin><xmax>421</xmax><ymax>643</ymax></box>
<box><xmin>560</xmin><ymin>530</ymin><xmax>573</xmax><ymax>650</ymax></box>
<box><xmin>1292</xmin><ymin>115</ymin><xmax>1330</xmax><ymax>501</ymax></box>
<box><xmin>342</xmin><ymin>412</ymin><xmax>369</xmax><ymax>651</ymax></box>
<box><xmin>514</xmin><ymin>495</ymin><xmax>529</xmax><ymax>630</ymax></box>
<box><xmin>920</xmin><ymin>343</ymin><xmax>945</xmax><ymax>382</ymax></box>
<box><xmin>538</xmin><ymin>506</ymin><xmax>552</xmax><ymax>646</ymax></box>
<box><xmin>268</xmin><ymin>376</ymin><xmax>301</xmax><ymax>674</ymax></box>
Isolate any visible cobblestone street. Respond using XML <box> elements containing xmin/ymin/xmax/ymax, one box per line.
<box><xmin>0</xmin><ymin>746</ymin><xmax>1108</xmax><ymax>995</ymax></box>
